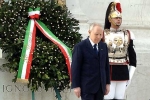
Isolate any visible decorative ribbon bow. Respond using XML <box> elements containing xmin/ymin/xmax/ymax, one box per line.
<box><xmin>17</xmin><ymin>7</ymin><xmax>72</xmax><ymax>83</ymax></box>
<box><xmin>28</xmin><ymin>8</ymin><xmax>40</xmax><ymax>19</ymax></box>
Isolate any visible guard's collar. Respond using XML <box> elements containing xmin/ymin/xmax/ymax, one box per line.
<box><xmin>110</xmin><ymin>27</ymin><xmax>122</xmax><ymax>32</ymax></box>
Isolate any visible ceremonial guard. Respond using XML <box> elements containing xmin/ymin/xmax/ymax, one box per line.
<box><xmin>103</xmin><ymin>0</ymin><xmax>137</xmax><ymax>99</ymax></box>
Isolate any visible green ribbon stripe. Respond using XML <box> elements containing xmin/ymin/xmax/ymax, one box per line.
<box><xmin>36</xmin><ymin>20</ymin><xmax>72</xmax><ymax>60</ymax></box>
<box><xmin>17</xmin><ymin>20</ymin><xmax>32</xmax><ymax>78</ymax></box>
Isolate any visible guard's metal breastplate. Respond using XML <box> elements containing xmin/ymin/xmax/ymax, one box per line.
<box><xmin>104</xmin><ymin>29</ymin><xmax>130</xmax><ymax>65</ymax></box>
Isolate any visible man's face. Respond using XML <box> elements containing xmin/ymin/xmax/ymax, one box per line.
<box><xmin>111</xmin><ymin>17</ymin><xmax>122</xmax><ymax>26</ymax></box>
<box><xmin>89</xmin><ymin>26</ymin><xmax>103</xmax><ymax>44</ymax></box>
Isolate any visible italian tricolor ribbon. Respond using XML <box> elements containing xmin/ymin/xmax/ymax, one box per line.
<box><xmin>17</xmin><ymin>7</ymin><xmax>72</xmax><ymax>83</ymax></box>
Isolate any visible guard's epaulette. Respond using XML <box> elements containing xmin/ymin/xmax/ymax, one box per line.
<box><xmin>122</xmin><ymin>29</ymin><xmax>131</xmax><ymax>40</ymax></box>
<box><xmin>104</xmin><ymin>29</ymin><xmax>110</xmax><ymax>35</ymax></box>
<box><xmin>104</xmin><ymin>29</ymin><xmax>110</xmax><ymax>32</ymax></box>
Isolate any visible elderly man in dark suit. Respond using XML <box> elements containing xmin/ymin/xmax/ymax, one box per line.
<box><xmin>71</xmin><ymin>23</ymin><xmax>110</xmax><ymax>100</ymax></box>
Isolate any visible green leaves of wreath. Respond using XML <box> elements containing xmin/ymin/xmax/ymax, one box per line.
<box><xmin>0</xmin><ymin>0</ymin><xmax>82</xmax><ymax>94</ymax></box>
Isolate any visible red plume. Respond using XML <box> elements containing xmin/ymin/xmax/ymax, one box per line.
<box><xmin>116</xmin><ymin>3</ymin><xmax>122</xmax><ymax>13</ymax></box>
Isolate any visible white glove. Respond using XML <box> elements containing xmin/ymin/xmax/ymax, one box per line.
<box><xmin>126</xmin><ymin>79</ymin><xmax>131</xmax><ymax>89</ymax></box>
<box><xmin>126</xmin><ymin>66</ymin><xmax>136</xmax><ymax>89</ymax></box>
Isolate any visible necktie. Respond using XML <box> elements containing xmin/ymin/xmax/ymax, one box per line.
<box><xmin>93</xmin><ymin>44</ymin><xmax>98</xmax><ymax>55</ymax></box>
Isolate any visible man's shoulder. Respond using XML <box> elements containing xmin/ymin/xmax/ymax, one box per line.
<box><xmin>75</xmin><ymin>39</ymin><xmax>88</xmax><ymax>47</ymax></box>
<box><xmin>100</xmin><ymin>41</ymin><xmax>107</xmax><ymax>46</ymax></box>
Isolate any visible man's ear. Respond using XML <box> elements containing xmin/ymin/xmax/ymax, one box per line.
<box><xmin>109</xmin><ymin>19</ymin><xmax>111</xmax><ymax>23</ymax></box>
<box><xmin>88</xmin><ymin>30</ymin><xmax>91</xmax><ymax>34</ymax></box>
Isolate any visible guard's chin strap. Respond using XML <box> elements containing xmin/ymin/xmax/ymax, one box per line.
<box><xmin>112</xmin><ymin>20</ymin><xmax>121</xmax><ymax>27</ymax></box>
<box><xmin>109</xmin><ymin>18</ymin><xmax>121</xmax><ymax>27</ymax></box>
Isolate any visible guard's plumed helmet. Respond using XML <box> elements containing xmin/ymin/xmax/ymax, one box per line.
<box><xmin>104</xmin><ymin>0</ymin><xmax>122</xmax><ymax>29</ymax></box>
